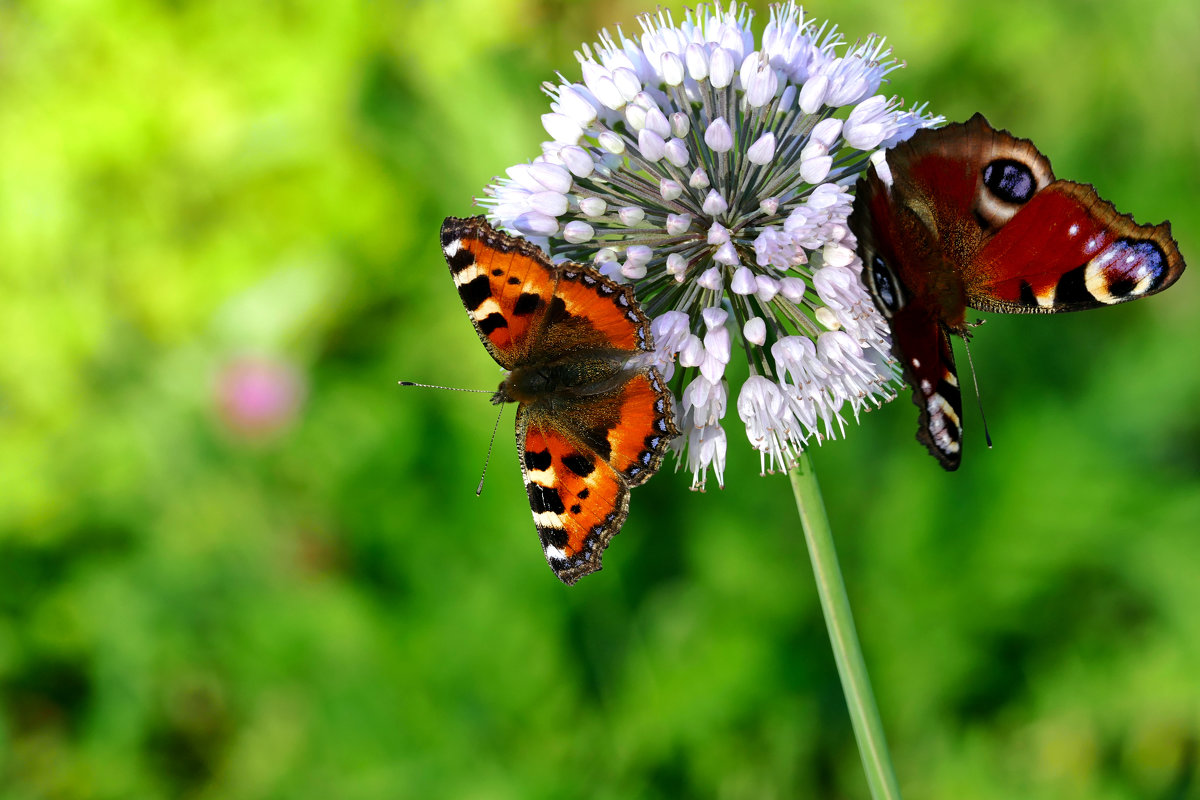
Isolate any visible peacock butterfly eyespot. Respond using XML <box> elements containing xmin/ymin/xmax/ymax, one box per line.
<box><xmin>1085</xmin><ymin>238</ymin><xmax>1169</xmax><ymax>301</ymax></box>
<box><xmin>849</xmin><ymin>112</ymin><xmax>1186</xmax><ymax>470</ymax></box>
<box><xmin>982</xmin><ymin>159</ymin><xmax>1037</xmax><ymax>204</ymax></box>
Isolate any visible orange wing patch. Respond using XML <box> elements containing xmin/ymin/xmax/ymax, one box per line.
<box><xmin>441</xmin><ymin>216</ymin><xmax>557</xmax><ymax>367</ymax></box>
<box><xmin>518</xmin><ymin>410</ymin><xmax>630</xmax><ymax>586</ymax></box>
<box><xmin>602</xmin><ymin>370</ymin><xmax>678</xmax><ymax>487</ymax></box>
<box><xmin>551</xmin><ymin>267</ymin><xmax>651</xmax><ymax>353</ymax></box>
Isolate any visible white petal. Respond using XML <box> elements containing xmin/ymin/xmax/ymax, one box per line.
<box><xmin>798</xmin><ymin>74</ymin><xmax>829</xmax><ymax>114</ymax></box>
<box><xmin>644</xmin><ymin>107</ymin><xmax>672</xmax><ymax>139</ymax></box>
<box><xmin>625</xmin><ymin>104</ymin><xmax>648</xmax><ymax>132</ymax></box>
<box><xmin>710</xmin><ymin>47</ymin><xmax>736</xmax><ymax>88</ymax></box>
<box><xmin>755</xmin><ymin>275</ymin><xmax>780</xmax><ymax>302</ymax></box>
<box><xmin>528</xmin><ymin>163</ymin><xmax>572</xmax><ymax>193</ymax></box>
<box><xmin>731</xmin><ymin>266</ymin><xmax>757</xmax><ymax>295</ymax></box>
<box><xmin>703</xmin><ymin>190</ymin><xmax>729</xmax><ymax>216</ymax></box>
<box><xmin>598</xmin><ymin>131</ymin><xmax>626</xmax><ymax>154</ymax></box>
<box><xmin>823</xmin><ymin>244</ymin><xmax>856</xmax><ymax>268</ymax></box>
<box><xmin>660</xmin><ymin>179</ymin><xmax>683</xmax><ymax>201</ymax></box>
<box><xmin>697</xmin><ymin>266</ymin><xmax>723</xmax><ymax>290</ymax></box>
<box><xmin>666</xmin><ymin>252</ymin><xmax>687</xmax><ymax>277</ymax></box>
<box><xmin>556</xmin><ymin>85</ymin><xmax>598</xmax><ymax>125</ymax></box>
<box><xmin>544</xmin><ymin>112</ymin><xmax>582</xmax><ymax>143</ymax></box>
<box><xmin>689</xmin><ymin>168</ymin><xmax>711</xmax><ymax>189</ymax></box>
<box><xmin>810</xmin><ymin>117</ymin><xmax>844</xmax><ymax>149</ymax></box>
<box><xmin>578</xmin><ymin>196</ymin><xmax>607</xmax><ymax>217</ymax></box>
<box><xmin>682</xmin><ymin>42</ymin><xmax>707</xmax><ymax>81</ymax></box>
<box><xmin>638</xmin><ymin>129</ymin><xmax>667</xmax><ymax>161</ymax></box>
<box><xmin>664</xmin><ymin>138</ymin><xmax>689</xmax><ymax>167</ymax></box>
<box><xmin>666</xmin><ymin>213</ymin><xmax>692</xmax><ymax>235</ymax></box>
<box><xmin>626</xmin><ymin>244</ymin><xmax>652</xmax><ymax>265</ymax></box>
<box><xmin>679</xmin><ymin>334</ymin><xmax>706</xmax><ymax>367</ymax></box>
<box><xmin>558</xmin><ymin>145</ymin><xmax>595</xmax><ymax>178</ymax></box>
<box><xmin>670</xmin><ymin>112</ymin><xmax>691</xmax><ymax>138</ymax></box>
<box><xmin>799</xmin><ymin>155</ymin><xmax>832</xmax><ymax>184</ymax></box>
<box><xmin>618</xmin><ymin>206</ymin><xmax>645</xmax><ymax>226</ymax></box>
<box><xmin>701</xmin><ymin>307</ymin><xmax>729</xmax><ymax>329</ymax></box>
<box><xmin>714</xmin><ymin>241</ymin><xmax>739</xmax><ymax>265</ymax></box>
<box><xmin>562</xmin><ymin>221</ymin><xmax>594</xmax><ymax>243</ymax></box>
<box><xmin>743</xmin><ymin>317</ymin><xmax>767</xmax><ymax>345</ymax></box>
<box><xmin>529</xmin><ymin>191</ymin><xmax>567</xmax><ymax>216</ymax></box>
<box><xmin>746</xmin><ymin>132</ymin><xmax>776</xmax><ymax>165</ymax></box>
<box><xmin>707</xmin><ymin>222</ymin><xmax>730</xmax><ymax>245</ymax></box>
<box><xmin>704</xmin><ymin>117</ymin><xmax>734</xmax><ymax>153</ymax></box>
<box><xmin>780</xmin><ymin>276</ymin><xmax>806</xmax><ymax>302</ymax></box>
<box><xmin>612</xmin><ymin>67</ymin><xmax>643</xmax><ymax>102</ymax></box>
<box><xmin>661</xmin><ymin>52</ymin><xmax>685</xmax><ymax>86</ymax></box>
<box><xmin>512</xmin><ymin>212</ymin><xmax>559</xmax><ymax>236</ymax></box>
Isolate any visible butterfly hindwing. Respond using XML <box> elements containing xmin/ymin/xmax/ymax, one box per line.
<box><xmin>441</xmin><ymin>215</ymin><xmax>557</xmax><ymax>369</ymax></box>
<box><xmin>517</xmin><ymin>407</ymin><xmax>631</xmax><ymax>585</ymax></box>
<box><xmin>892</xmin><ymin>306</ymin><xmax>964</xmax><ymax>471</ymax></box>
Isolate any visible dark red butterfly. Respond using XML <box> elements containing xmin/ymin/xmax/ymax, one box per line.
<box><xmin>849</xmin><ymin>113</ymin><xmax>1186</xmax><ymax>470</ymax></box>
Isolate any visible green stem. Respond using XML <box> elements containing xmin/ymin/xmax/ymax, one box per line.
<box><xmin>788</xmin><ymin>452</ymin><xmax>902</xmax><ymax>800</ymax></box>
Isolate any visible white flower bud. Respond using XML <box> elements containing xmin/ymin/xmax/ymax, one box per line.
<box><xmin>704</xmin><ymin>117</ymin><xmax>733</xmax><ymax>152</ymax></box>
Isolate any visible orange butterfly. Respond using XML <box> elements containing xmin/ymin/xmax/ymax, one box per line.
<box><xmin>441</xmin><ymin>216</ymin><xmax>677</xmax><ymax>584</ymax></box>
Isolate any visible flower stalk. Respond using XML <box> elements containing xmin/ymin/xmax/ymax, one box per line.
<box><xmin>789</xmin><ymin>452</ymin><xmax>901</xmax><ymax>800</ymax></box>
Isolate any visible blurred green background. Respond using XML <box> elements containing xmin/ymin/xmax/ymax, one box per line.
<box><xmin>1</xmin><ymin>0</ymin><xmax>1198</xmax><ymax>797</ymax></box>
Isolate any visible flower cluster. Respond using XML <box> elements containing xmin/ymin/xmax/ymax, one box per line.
<box><xmin>480</xmin><ymin>1</ymin><xmax>942</xmax><ymax>489</ymax></box>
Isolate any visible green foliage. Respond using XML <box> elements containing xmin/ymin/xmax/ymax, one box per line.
<box><xmin>1</xmin><ymin>1</ymin><xmax>1198</xmax><ymax>797</ymax></box>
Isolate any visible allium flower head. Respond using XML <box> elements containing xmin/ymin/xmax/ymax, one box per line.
<box><xmin>481</xmin><ymin>1</ymin><xmax>943</xmax><ymax>489</ymax></box>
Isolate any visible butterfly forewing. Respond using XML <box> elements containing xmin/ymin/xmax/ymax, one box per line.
<box><xmin>441</xmin><ymin>215</ymin><xmax>558</xmax><ymax>368</ymax></box>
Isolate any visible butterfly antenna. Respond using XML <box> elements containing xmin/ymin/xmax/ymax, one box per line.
<box><xmin>476</xmin><ymin>404</ymin><xmax>505</xmax><ymax>496</ymax></box>
<box><xmin>959</xmin><ymin>335</ymin><xmax>993</xmax><ymax>449</ymax></box>
<box><xmin>398</xmin><ymin>381</ymin><xmax>492</xmax><ymax>393</ymax></box>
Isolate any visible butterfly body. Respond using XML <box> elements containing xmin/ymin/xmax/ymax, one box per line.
<box><xmin>850</xmin><ymin>114</ymin><xmax>1185</xmax><ymax>469</ymax></box>
<box><xmin>441</xmin><ymin>216</ymin><xmax>677</xmax><ymax>584</ymax></box>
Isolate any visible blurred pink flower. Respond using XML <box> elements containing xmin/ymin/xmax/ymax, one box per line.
<box><xmin>214</xmin><ymin>356</ymin><xmax>304</xmax><ymax>439</ymax></box>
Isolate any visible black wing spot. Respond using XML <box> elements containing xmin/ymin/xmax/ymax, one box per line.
<box><xmin>577</xmin><ymin>488</ymin><xmax>590</xmax><ymax>500</ymax></box>
<box><xmin>513</xmin><ymin>292</ymin><xmax>542</xmax><ymax>315</ymax></box>
<box><xmin>447</xmin><ymin>247</ymin><xmax>475</xmax><ymax>274</ymax></box>
<box><xmin>1055</xmin><ymin>264</ymin><xmax>1092</xmax><ymax>306</ymax></box>
<box><xmin>539</xmin><ymin>526</ymin><xmax>568</xmax><ymax>549</ymax></box>
<box><xmin>528</xmin><ymin>483</ymin><xmax>566</xmax><ymax>515</ymax></box>
<box><xmin>478</xmin><ymin>312</ymin><xmax>508</xmax><ymax>335</ymax></box>
<box><xmin>1018</xmin><ymin>280</ymin><xmax>1038</xmax><ymax>306</ymax></box>
<box><xmin>983</xmin><ymin>159</ymin><xmax>1036</xmax><ymax>204</ymax></box>
<box><xmin>585</xmin><ymin>426</ymin><xmax>613</xmax><ymax>461</ymax></box>
<box><xmin>562</xmin><ymin>454</ymin><xmax>595</xmax><ymax>477</ymax></box>
<box><xmin>507</xmin><ymin>276</ymin><xmax>521</xmax><ymax>285</ymax></box>
<box><xmin>570</xmin><ymin>504</ymin><xmax>583</xmax><ymax>515</ymax></box>
<box><xmin>491</xmin><ymin>268</ymin><xmax>504</xmax><ymax>276</ymax></box>
<box><xmin>458</xmin><ymin>274</ymin><xmax>491</xmax><ymax>310</ymax></box>
<box><xmin>524</xmin><ymin>448</ymin><xmax>552</xmax><ymax>472</ymax></box>
<box><xmin>546</xmin><ymin>296</ymin><xmax>571</xmax><ymax>324</ymax></box>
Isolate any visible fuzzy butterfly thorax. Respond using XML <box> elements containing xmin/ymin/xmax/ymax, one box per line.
<box><xmin>849</xmin><ymin>113</ymin><xmax>1185</xmax><ymax>470</ymax></box>
<box><xmin>442</xmin><ymin>216</ymin><xmax>677</xmax><ymax>584</ymax></box>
